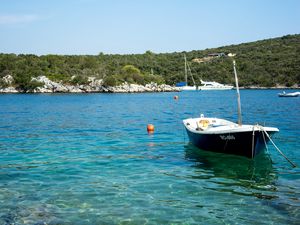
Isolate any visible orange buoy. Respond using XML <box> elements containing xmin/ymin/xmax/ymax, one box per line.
<box><xmin>174</xmin><ymin>95</ymin><xmax>179</xmax><ymax>100</ymax></box>
<box><xmin>147</xmin><ymin>124</ymin><xmax>155</xmax><ymax>133</ymax></box>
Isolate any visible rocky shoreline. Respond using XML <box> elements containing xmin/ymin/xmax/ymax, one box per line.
<box><xmin>0</xmin><ymin>75</ymin><xmax>180</xmax><ymax>93</ymax></box>
<box><xmin>0</xmin><ymin>75</ymin><xmax>298</xmax><ymax>93</ymax></box>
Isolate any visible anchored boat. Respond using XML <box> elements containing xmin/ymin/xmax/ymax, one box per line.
<box><xmin>278</xmin><ymin>91</ymin><xmax>300</xmax><ymax>97</ymax></box>
<box><xmin>198</xmin><ymin>80</ymin><xmax>234</xmax><ymax>90</ymax></box>
<box><xmin>183</xmin><ymin>116</ymin><xmax>278</xmax><ymax>158</ymax></box>
<box><xmin>183</xmin><ymin>60</ymin><xmax>279</xmax><ymax>158</ymax></box>
<box><xmin>177</xmin><ymin>54</ymin><xmax>197</xmax><ymax>91</ymax></box>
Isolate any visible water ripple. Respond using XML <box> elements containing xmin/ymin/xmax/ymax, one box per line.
<box><xmin>0</xmin><ymin>91</ymin><xmax>299</xmax><ymax>224</ymax></box>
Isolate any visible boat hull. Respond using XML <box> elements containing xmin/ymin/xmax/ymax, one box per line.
<box><xmin>278</xmin><ymin>93</ymin><xmax>299</xmax><ymax>97</ymax></box>
<box><xmin>198</xmin><ymin>80</ymin><xmax>234</xmax><ymax>90</ymax></box>
<box><xmin>180</xmin><ymin>86</ymin><xmax>197</xmax><ymax>91</ymax></box>
<box><xmin>185</xmin><ymin>128</ymin><xmax>276</xmax><ymax>158</ymax></box>
<box><xmin>198</xmin><ymin>87</ymin><xmax>233</xmax><ymax>90</ymax></box>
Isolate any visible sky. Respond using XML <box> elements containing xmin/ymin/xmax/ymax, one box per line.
<box><xmin>0</xmin><ymin>0</ymin><xmax>299</xmax><ymax>55</ymax></box>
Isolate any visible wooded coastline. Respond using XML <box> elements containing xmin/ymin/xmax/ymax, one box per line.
<box><xmin>0</xmin><ymin>34</ymin><xmax>299</xmax><ymax>93</ymax></box>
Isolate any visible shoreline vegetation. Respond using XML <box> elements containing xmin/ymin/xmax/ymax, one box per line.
<box><xmin>0</xmin><ymin>34</ymin><xmax>299</xmax><ymax>93</ymax></box>
<box><xmin>0</xmin><ymin>74</ymin><xmax>298</xmax><ymax>94</ymax></box>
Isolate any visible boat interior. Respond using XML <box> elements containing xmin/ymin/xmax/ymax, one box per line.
<box><xmin>183</xmin><ymin>116</ymin><xmax>279</xmax><ymax>134</ymax></box>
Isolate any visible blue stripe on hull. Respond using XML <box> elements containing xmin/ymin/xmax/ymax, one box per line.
<box><xmin>185</xmin><ymin>129</ymin><xmax>275</xmax><ymax>158</ymax></box>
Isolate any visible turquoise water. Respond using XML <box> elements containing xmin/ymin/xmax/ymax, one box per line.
<box><xmin>0</xmin><ymin>90</ymin><xmax>299</xmax><ymax>224</ymax></box>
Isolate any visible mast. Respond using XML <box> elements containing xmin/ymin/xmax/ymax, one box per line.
<box><xmin>186</xmin><ymin>60</ymin><xmax>196</xmax><ymax>86</ymax></box>
<box><xmin>184</xmin><ymin>54</ymin><xmax>188</xmax><ymax>85</ymax></box>
<box><xmin>233</xmin><ymin>60</ymin><xmax>242</xmax><ymax>126</ymax></box>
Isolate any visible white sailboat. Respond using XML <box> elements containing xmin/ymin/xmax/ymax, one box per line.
<box><xmin>180</xmin><ymin>54</ymin><xmax>197</xmax><ymax>91</ymax></box>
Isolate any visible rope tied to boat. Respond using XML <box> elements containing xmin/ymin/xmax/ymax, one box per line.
<box><xmin>251</xmin><ymin>126</ymin><xmax>255</xmax><ymax>159</ymax></box>
<box><xmin>261</xmin><ymin>127</ymin><xmax>273</xmax><ymax>163</ymax></box>
<box><xmin>257</xmin><ymin>125</ymin><xmax>297</xmax><ymax>168</ymax></box>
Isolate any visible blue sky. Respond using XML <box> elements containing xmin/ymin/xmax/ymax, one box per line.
<box><xmin>0</xmin><ymin>0</ymin><xmax>299</xmax><ymax>55</ymax></box>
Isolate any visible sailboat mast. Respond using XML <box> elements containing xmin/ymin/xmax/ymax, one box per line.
<box><xmin>233</xmin><ymin>60</ymin><xmax>242</xmax><ymax>126</ymax></box>
<box><xmin>184</xmin><ymin>54</ymin><xmax>188</xmax><ymax>85</ymax></box>
<box><xmin>187</xmin><ymin>61</ymin><xmax>196</xmax><ymax>86</ymax></box>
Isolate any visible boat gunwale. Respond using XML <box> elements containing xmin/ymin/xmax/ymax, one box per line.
<box><xmin>183</xmin><ymin>118</ymin><xmax>279</xmax><ymax>135</ymax></box>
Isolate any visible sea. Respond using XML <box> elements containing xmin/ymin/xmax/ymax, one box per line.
<box><xmin>0</xmin><ymin>90</ymin><xmax>299</xmax><ymax>225</ymax></box>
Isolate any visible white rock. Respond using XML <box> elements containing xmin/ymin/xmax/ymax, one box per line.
<box><xmin>88</xmin><ymin>77</ymin><xmax>103</xmax><ymax>87</ymax></box>
<box><xmin>34</xmin><ymin>87</ymin><xmax>52</xmax><ymax>93</ymax></box>
<box><xmin>65</xmin><ymin>85</ymin><xmax>83</xmax><ymax>93</ymax></box>
<box><xmin>2</xmin><ymin>75</ymin><xmax>14</xmax><ymax>85</ymax></box>
<box><xmin>0</xmin><ymin>87</ymin><xmax>18</xmax><ymax>93</ymax></box>
<box><xmin>33</xmin><ymin>76</ymin><xmax>69</xmax><ymax>92</ymax></box>
<box><xmin>1</xmin><ymin>75</ymin><xmax>180</xmax><ymax>93</ymax></box>
<box><xmin>106</xmin><ymin>82</ymin><xmax>180</xmax><ymax>93</ymax></box>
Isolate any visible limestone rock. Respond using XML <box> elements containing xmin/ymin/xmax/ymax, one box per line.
<box><xmin>33</xmin><ymin>87</ymin><xmax>53</xmax><ymax>93</ymax></box>
<box><xmin>0</xmin><ymin>86</ymin><xmax>18</xmax><ymax>93</ymax></box>
<box><xmin>88</xmin><ymin>77</ymin><xmax>103</xmax><ymax>87</ymax></box>
<box><xmin>63</xmin><ymin>85</ymin><xmax>81</xmax><ymax>93</ymax></box>
<box><xmin>32</xmin><ymin>76</ymin><xmax>68</xmax><ymax>93</ymax></box>
<box><xmin>106</xmin><ymin>82</ymin><xmax>180</xmax><ymax>93</ymax></box>
<box><xmin>1</xmin><ymin>75</ymin><xmax>180</xmax><ymax>93</ymax></box>
<box><xmin>2</xmin><ymin>75</ymin><xmax>14</xmax><ymax>85</ymax></box>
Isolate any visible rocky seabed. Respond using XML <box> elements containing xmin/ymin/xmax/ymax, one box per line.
<box><xmin>0</xmin><ymin>75</ymin><xmax>180</xmax><ymax>93</ymax></box>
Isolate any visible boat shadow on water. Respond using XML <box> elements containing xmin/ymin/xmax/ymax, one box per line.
<box><xmin>184</xmin><ymin>144</ymin><xmax>278</xmax><ymax>199</ymax></box>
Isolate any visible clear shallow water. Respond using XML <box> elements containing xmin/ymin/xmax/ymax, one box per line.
<box><xmin>0</xmin><ymin>90</ymin><xmax>299</xmax><ymax>224</ymax></box>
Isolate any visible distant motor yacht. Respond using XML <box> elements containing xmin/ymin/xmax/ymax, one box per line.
<box><xmin>198</xmin><ymin>80</ymin><xmax>234</xmax><ymax>90</ymax></box>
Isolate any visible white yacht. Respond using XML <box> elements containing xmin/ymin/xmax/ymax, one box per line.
<box><xmin>181</xmin><ymin>85</ymin><xmax>197</xmax><ymax>91</ymax></box>
<box><xmin>198</xmin><ymin>80</ymin><xmax>234</xmax><ymax>90</ymax></box>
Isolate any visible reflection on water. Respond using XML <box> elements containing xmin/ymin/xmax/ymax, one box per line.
<box><xmin>184</xmin><ymin>144</ymin><xmax>278</xmax><ymax>199</ymax></box>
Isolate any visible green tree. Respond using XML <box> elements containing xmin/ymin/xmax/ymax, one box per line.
<box><xmin>14</xmin><ymin>74</ymin><xmax>43</xmax><ymax>92</ymax></box>
<box><xmin>103</xmin><ymin>75</ymin><xmax>118</xmax><ymax>87</ymax></box>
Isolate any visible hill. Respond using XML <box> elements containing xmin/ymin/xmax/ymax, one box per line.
<box><xmin>0</xmin><ymin>34</ymin><xmax>299</xmax><ymax>91</ymax></box>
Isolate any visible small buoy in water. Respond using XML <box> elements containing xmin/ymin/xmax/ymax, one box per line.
<box><xmin>174</xmin><ymin>95</ymin><xmax>179</xmax><ymax>100</ymax></box>
<box><xmin>147</xmin><ymin>124</ymin><xmax>154</xmax><ymax>133</ymax></box>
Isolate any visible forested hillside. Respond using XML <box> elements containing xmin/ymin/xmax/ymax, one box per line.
<box><xmin>0</xmin><ymin>34</ymin><xmax>299</xmax><ymax>90</ymax></box>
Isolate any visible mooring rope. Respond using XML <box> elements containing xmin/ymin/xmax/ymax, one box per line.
<box><xmin>261</xmin><ymin>127</ymin><xmax>273</xmax><ymax>163</ymax></box>
<box><xmin>251</xmin><ymin>126</ymin><xmax>255</xmax><ymax>158</ymax></box>
<box><xmin>260</xmin><ymin>127</ymin><xmax>297</xmax><ymax>168</ymax></box>
<box><xmin>182</xmin><ymin>128</ymin><xmax>185</xmax><ymax>143</ymax></box>
<box><xmin>261</xmin><ymin>128</ymin><xmax>269</xmax><ymax>152</ymax></box>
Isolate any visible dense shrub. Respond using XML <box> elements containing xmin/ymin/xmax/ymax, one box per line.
<box><xmin>14</xmin><ymin>74</ymin><xmax>43</xmax><ymax>92</ymax></box>
<box><xmin>103</xmin><ymin>75</ymin><xmax>118</xmax><ymax>87</ymax></box>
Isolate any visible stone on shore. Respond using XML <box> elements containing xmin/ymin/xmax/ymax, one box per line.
<box><xmin>0</xmin><ymin>86</ymin><xmax>18</xmax><ymax>93</ymax></box>
<box><xmin>1</xmin><ymin>75</ymin><xmax>180</xmax><ymax>93</ymax></box>
<box><xmin>2</xmin><ymin>75</ymin><xmax>14</xmax><ymax>85</ymax></box>
<box><xmin>107</xmin><ymin>82</ymin><xmax>180</xmax><ymax>93</ymax></box>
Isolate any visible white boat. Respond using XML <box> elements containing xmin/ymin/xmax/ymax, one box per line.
<box><xmin>181</xmin><ymin>85</ymin><xmax>197</xmax><ymax>91</ymax></box>
<box><xmin>183</xmin><ymin>115</ymin><xmax>278</xmax><ymax>158</ymax></box>
<box><xmin>278</xmin><ymin>91</ymin><xmax>300</xmax><ymax>97</ymax></box>
<box><xmin>198</xmin><ymin>80</ymin><xmax>234</xmax><ymax>90</ymax></box>
<box><xmin>177</xmin><ymin>54</ymin><xmax>233</xmax><ymax>91</ymax></box>
<box><xmin>178</xmin><ymin>54</ymin><xmax>197</xmax><ymax>91</ymax></box>
<box><xmin>183</xmin><ymin>60</ymin><xmax>279</xmax><ymax>158</ymax></box>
